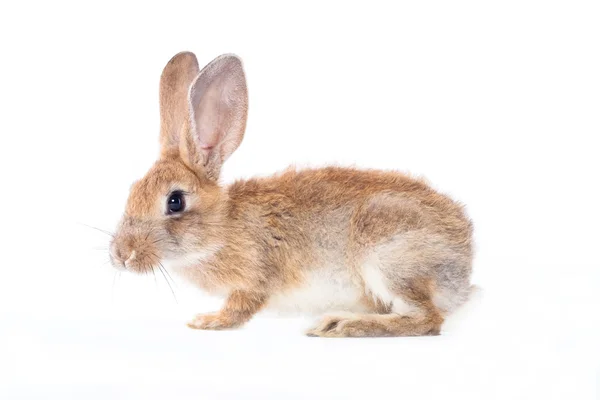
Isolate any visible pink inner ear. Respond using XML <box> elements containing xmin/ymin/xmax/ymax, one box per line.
<box><xmin>188</xmin><ymin>55</ymin><xmax>248</xmax><ymax>170</ymax></box>
<box><xmin>191</xmin><ymin>79</ymin><xmax>228</xmax><ymax>149</ymax></box>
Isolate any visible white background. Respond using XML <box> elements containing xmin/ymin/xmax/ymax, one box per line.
<box><xmin>1</xmin><ymin>1</ymin><xmax>599</xmax><ymax>399</ymax></box>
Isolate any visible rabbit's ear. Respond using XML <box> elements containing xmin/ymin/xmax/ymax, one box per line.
<box><xmin>159</xmin><ymin>51</ymin><xmax>200</xmax><ymax>157</ymax></box>
<box><xmin>183</xmin><ymin>54</ymin><xmax>248</xmax><ymax>180</ymax></box>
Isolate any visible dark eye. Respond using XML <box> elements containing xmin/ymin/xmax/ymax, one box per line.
<box><xmin>167</xmin><ymin>191</ymin><xmax>185</xmax><ymax>214</ymax></box>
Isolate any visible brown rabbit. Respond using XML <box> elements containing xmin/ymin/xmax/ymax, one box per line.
<box><xmin>109</xmin><ymin>51</ymin><xmax>475</xmax><ymax>337</ymax></box>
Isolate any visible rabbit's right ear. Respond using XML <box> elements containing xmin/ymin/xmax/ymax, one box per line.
<box><xmin>159</xmin><ymin>52</ymin><xmax>200</xmax><ymax>157</ymax></box>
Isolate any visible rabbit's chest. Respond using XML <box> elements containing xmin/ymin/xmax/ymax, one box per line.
<box><xmin>265</xmin><ymin>264</ymin><xmax>367</xmax><ymax>315</ymax></box>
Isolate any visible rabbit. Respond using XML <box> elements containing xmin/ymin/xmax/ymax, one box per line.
<box><xmin>109</xmin><ymin>51</ymin><xmax>475</xmax><ymax>337</ymax></box>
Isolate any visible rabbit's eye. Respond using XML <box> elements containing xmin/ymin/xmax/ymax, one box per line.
<box><xmin>167</xmin><ymin>191</ymin><xmax>185</xmax><ymax>214</ymax></box>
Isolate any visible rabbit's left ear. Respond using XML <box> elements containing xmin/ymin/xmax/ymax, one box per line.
<box><xmin>182</xmin><ymin>54</ymin><xmax>248</xmax><ymax>180</ymax></box>
<box><xmin>159</xmin><ymin>52</ymin><xmax>200</xmax><ymax>157</ymax></box>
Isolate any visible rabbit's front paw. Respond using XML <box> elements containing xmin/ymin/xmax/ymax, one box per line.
<box><xmin>187</xmin><ymin>313</ymin><xmax>239</xmax><ymax>330</ymax></box>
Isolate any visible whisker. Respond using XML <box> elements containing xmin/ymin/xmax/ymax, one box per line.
<box><xmin>158</xmin><ymin>261</ymin><xmax>177</xmax><ymax>288</ymax></box>
<box><xmin>147</xmin><ymin>253</ymin><xmax>159</xmax><ymax>286</ymax></box>
<box><xmin>157</xmin><ymin>264</ymin><xmax>177</xmax><ymax>302</ymax></box>
<box><xmin>79</xmin><ymin>222</ymin><xmax>115</xmax><ymax>238</ymax></box>
<box><xmin>145</xmin><ymin>227</ymin><xmax>156</xmax><ymax>243</ymax></box>
<box><xmin>150</xmin><ymin>264</ymin><xmax>157</xmax><ymax>285</ymax></box>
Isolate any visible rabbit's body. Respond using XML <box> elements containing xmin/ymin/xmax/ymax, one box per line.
<box><xmin>163</xmin><ymin>165</ymin><xmax>473</xmax><ymax>331</ymax></box>
<box><xmin>110</xmin><ymin>52</ymin><xmax>475</xmax><ymax>337</ymax></box>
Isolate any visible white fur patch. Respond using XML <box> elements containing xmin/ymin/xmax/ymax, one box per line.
<box><xmin>391</xmin><ymin>296</ymin><xmax>415</xmax><ymax>315</ymax></box>
<box><xmin>161</xmin><ymin>248</ymin><xmax>220</xmax><ymax>274</ymax></box>
<box><xmin>266</xmin><ymin>265</ymin><xmax>366</xmax><ymax>315</ymax></box>
<box><xmin>362</xmin><ymin>256</ymin><xmax>415</xmax><ymax>315</ymax></box>
<box><xmin>363</xmin><ymin>262</ymin><xmax>395</xmax><ymax>305</ymax></box>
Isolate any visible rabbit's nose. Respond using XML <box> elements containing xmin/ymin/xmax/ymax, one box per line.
<box><xmin>123</xmin><ymin>251</ymin><xmax>137</xmax><ymax>267</ymax></box>
<box><xmin>110</xmin><ymin>243</ymin><xmax>130</xmax><ymax>269</ymax></box>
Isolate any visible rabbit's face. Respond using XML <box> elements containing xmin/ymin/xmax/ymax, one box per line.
<box><xmin>108</xmin><ymin>157</ymin><xmax>222</xmax><ymax>273</ymax></box>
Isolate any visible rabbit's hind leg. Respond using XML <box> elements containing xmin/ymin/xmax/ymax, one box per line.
<box><xmin>306</xmin><ymin>276</ymin><xmax>443</xmax><ymax>338</ymax></box>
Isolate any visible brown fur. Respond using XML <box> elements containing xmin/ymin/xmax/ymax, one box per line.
<box><xmin>109</xmin><ymin>52</ymin><xmax>474</xmax><ymax>337</ymax></box>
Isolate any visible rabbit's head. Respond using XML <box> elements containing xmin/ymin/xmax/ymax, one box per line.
<box><xmin>109</xmin><ymin>52</ymin><xmax>248</xmax><ymax>273</ymax></box>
